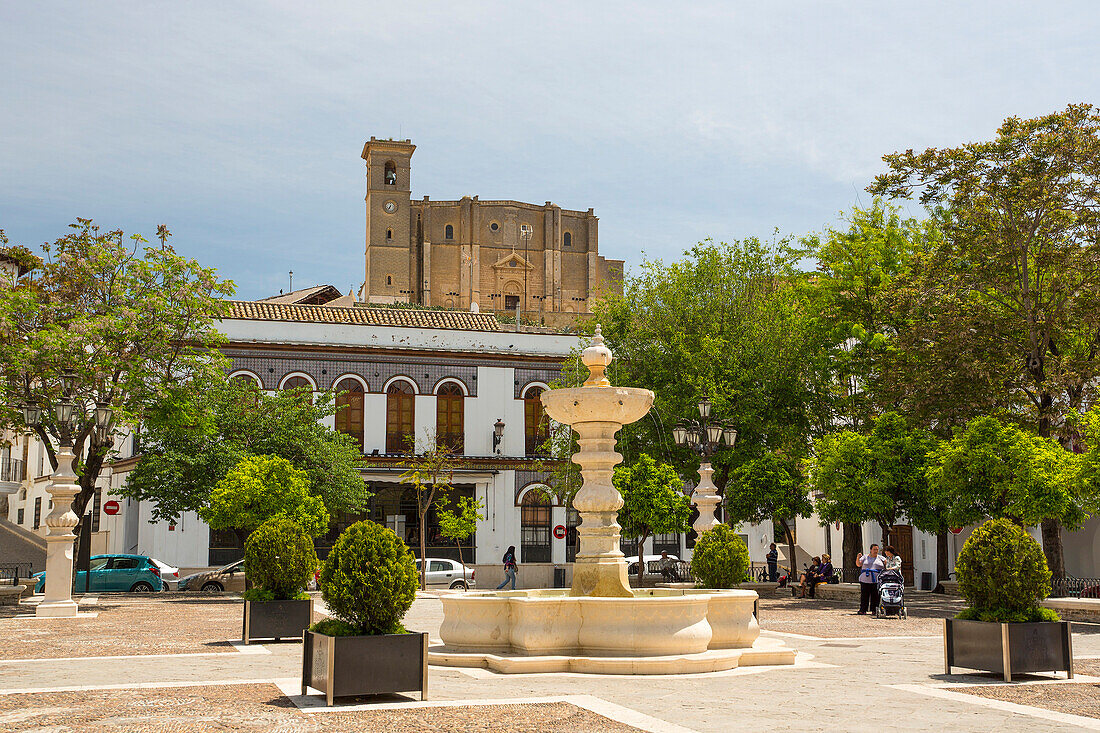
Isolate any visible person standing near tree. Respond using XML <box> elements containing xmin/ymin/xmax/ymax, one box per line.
<box><xmin>766</xmin><ymin>543</ymin><xmax>779</xmax><ymax>582</ymax></box>
<box><xmin>856</xmin><ymin>543</ymin><xmax>885</xmax><ymax>615</ymax></box>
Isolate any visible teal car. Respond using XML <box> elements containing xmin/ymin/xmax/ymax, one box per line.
<box><xmin>32</xmin><ymin>554</ymin><xmax>163</xmax><ymax>593</ymax></box>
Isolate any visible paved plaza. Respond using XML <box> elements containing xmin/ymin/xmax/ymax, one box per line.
<box><xmin>2</xmin><ymin>592</ymin><xmax>1099</xmax><ymax>731</ymax></box>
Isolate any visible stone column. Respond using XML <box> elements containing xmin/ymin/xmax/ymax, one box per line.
<box><xmin>570</xmin><ymin>418</ymin><xmax>632</xmax><ymax>597</ymax></box>
<box><xmin>691</xmin><ymin>462</ymin><xmax>721</xmax><ymax>536</ymax></box>
<box><xmin>36</xmin><ymin>445</ymin><xmax>80</xmax><ymax>618</ymax></box>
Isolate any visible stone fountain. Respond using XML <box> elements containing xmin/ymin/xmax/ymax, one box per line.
<box><xmin>430</xmin><ymin>328</ymin><xmax>795</xmax><ymax>674</ymax></box>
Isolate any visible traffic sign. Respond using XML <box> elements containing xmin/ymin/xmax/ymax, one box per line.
<box><xmin>103</xmin><ymin>500</ymin><xmax>120</xmax><ymax>516</ymax></box>
<box><xmin>950</xmin><ymin>527</ymin><xmax>962</xmax><ymax>534</ymax></box>
<box><xmin>553</xmin><ymin>524</ymin><xmax>567</xmax><ymax>539</ymax></box>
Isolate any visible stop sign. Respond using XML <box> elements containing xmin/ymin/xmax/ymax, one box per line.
<box><xmin>103</xmin><ymin>500</ymin><xmax>120</xmax><ymax>516</ymax></box>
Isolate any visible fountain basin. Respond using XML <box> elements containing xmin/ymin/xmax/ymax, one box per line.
<box><xmin>438</xmin><ymin>588</ymin><xmax>759</xmax><ymax>656</ymax></box>
<box><xmin>432</xmin><ymin>587</ymin><xmax>792</xmax><ymax>674</ymax></box>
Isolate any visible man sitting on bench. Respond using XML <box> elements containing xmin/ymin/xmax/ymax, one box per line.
<box><xmin>658</xmin><ymin>551</ymin><xmax>681</xmax><ymax>582</ymax></box>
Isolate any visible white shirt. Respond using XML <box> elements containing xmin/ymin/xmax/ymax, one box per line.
<box><xmin>858</xmin><ymin>554</ymin><xmax>885</xmax><ymax>583</ymax></box>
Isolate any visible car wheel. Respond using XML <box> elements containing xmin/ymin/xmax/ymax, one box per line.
<box><xmin>201</xmin><ymin>582</ymin><xmax>224</xmax><ymax>593</ymax></box>
<box><xmin>130</xmin><ymin>582</ymin><xmax>154</xmax><ymax>593</ymax></box>
<box><xmin>162</xmin><ymin>582</ymin><xmax>171</xmax><ymax>592</ymax></box>
<box><xmin>449</xmin><ymin>581</ymin><xmax>468</xmax><ymax>591</ymax></box>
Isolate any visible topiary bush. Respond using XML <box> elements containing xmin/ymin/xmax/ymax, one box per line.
<box><xmin>955</xmin><ymin>517</ymin><xmax>1058</xmax><ymax>623</ymax></box>
<box><xmin>689</xmin><ymin>524</ymin><xmax>750</xmax><ymax>589</ymax></box>
<box><xmin>243</xmin><ymin>516</ymin><xmax>318</xmax><ymax>601</ymax></box>
<box><xmin>317</xmin><ymin>520</ymin><xmax>418</xmax><ymax>636</ymax></box>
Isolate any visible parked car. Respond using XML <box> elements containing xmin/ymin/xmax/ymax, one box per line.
<box><xmin>414</xmin><ymin>558</ymin><xmax>476</xmax><ymax>590</ymax></box>
<box><xmin>151</xmin><ymin>559</ymin><xmax>180</xmax><ymax>591</ymax></box>
<box><xmin>177</xmin><ymin>559</ymin><xmax>246</xmax><ymax>593</ymax></box>
<box><xmin>32</xmin><ymin>554</ymin><xmax>163</xmax><ymax>593</ymax></box>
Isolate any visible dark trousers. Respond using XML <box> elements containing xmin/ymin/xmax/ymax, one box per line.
<box><xmin>858</xmin><ymin>581</ymin><xmax>879</xmax><ymax>613</ymax></box>
<box><xmin>767</xmin><ymin>562</ymin><xmax>777</xmax><ymax>582</ymax></box>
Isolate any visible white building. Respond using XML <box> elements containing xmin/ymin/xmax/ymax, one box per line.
<box><xmin>6</xmin><ymin>296</ymin><xmax>774</xmax><ymax>580</ymax></box>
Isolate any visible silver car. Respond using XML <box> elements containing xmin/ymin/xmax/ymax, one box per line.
<box><xmin>177</xmin><ymin>559</ymin><xmax>246</xmax><ymax>593</ymax></box>
<box><xmin>414</xmin><ymin>558</ymin><xmax>476</xmax><ymax>590</ymax></box>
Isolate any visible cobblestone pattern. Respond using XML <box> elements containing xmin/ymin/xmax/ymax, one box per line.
<box><xmin>0</xmin><ymin>684</ymin><xmax>643</xmax><ymax>732</ymax></box>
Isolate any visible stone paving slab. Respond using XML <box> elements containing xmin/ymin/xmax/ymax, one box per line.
<box><xmin>0</xmin><ymin>595</ymin><xmax>326</xmax><ymax>660</ymax></box>
<box><xmin>0</xmin><ymin>683</ymin><xmax>645</xmax><ymax>732</ymax></box>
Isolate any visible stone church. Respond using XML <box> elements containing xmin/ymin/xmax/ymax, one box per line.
<box><xmin>359</xmin><ymin>137</ymin><xmax>623</xmax><ymax>318</ymax></box>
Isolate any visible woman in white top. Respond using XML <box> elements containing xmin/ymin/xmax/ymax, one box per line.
<box><xmin>856</xmin><ymin>544</ymin><xmax>886</xmax><ymax>615</ymax></box>
<box><xmin>883</xmin><ymin>545</ymin><xmax>903</xmax><ymax>570</ymax></box>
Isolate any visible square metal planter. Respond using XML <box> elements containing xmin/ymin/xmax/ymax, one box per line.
<box><xmin>242</xmin><ymin>598</ymin><xmax>313</xmax><ymax>645</ymax></box>
<box><xmin>302</xmin><ymin>630</ymin><xmax>428</xmax><ymax>706</ymax></box>
<box><xmin>944</xmin><ymin>618</ymin><xmax>1074</xmax><ymax>681</ymax></box>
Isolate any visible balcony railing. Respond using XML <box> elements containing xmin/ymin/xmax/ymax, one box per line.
<box><xmin>0</xmin><ymin>458</ymin><xmax>25</xmax><ymax>484</ymax></box>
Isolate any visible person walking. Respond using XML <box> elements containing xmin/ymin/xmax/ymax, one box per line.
<box><xmin>766</xmin><ymin>543</ymin><xmax>779</xmax><ymax>582</ymax></box>
<box><xmin>856</xmin><ymin>543</ymin><xmax>885</xmax><ymax>615</ymax></box>
<box><xmin>495</xmin><ymin>546</ymin><xmax>518</xmax><ymax>590</ymax></box>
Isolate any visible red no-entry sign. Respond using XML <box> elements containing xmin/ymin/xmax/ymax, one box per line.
<box><xmin>103</xmin><ymin>500</ymin><xmax>120</xmax><ymax>516</ymax></box>
<box><xmin>553</xmin><ymin>524</ymin><xmax>567</xmax><ymax>539</ymax></box>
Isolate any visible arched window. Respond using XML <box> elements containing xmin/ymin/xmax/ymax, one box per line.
<box><xmin>384</xmin><ymin>161</ymin><xmax>397</xmax><ymax>185</ymax></box>
<box><xmin>563</xmin><ymin>232</ymin><xmax>572</xmax><ymax>247</ymax></box>
<box><xmin>386</xmin><ymin>228</ymin><xmax>393</xmax><ymax>241</ymax></box>
<box><xmin>335</xmin><ymin>378</ymin><xmax>365</xmax><ymax>451</ymax></box>
<box><xmin>386</xmin><ymin>380</ymin><xmax>415</xmax><ymax>454</ymax></box>
<box><xmin>282</xmin><ymin>375</ymin><xmax>313</xmax><ymax>404</ymax></box>
<box><xmin>445</xmin><ymin>224</ymin><xmax>454</xmax><ymax>240</ymax></box>
<box><xmin>435</xmin><ymin>382</ymin><xmax>464</xmax><ymax>454</ymax></box>
<box><xmin>523</xmin><ymin>385</ymin><xmax>548</xmax><ymax>456</ymax></box>
<box><xmin>386</xmin><ymin>275</ymin><xmax>393</xmax><ymax>286</ymax></box>
<box><xmin>521</xmin><ymin>490</ymin><xmax>551</xmax><ymax>563</ymax></box>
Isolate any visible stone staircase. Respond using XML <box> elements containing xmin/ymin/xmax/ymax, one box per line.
<box><xmin>0</xmin><ymin>515</ymin><xmax>47</xmax><ymax>573</ymax></box>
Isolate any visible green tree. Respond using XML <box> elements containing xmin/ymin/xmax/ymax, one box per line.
<box><xmin>807</xmin><ymin>413</ymin><xmax>938</xmax><ymax>575</ymax></box>
<box><xmin>437</xmin><ymin>495</ymin><xmax>484</xmax><ymax>587</ymax></box>
<box><xmin>869</xmin><ymin>103</ymin><xmax>1100</xmax><ymax>577</ymax></box>
<box><xmin>725</xmin><ymin>452</ymin><xmax>811</xmax><ymax>578</ymax></box>
<box><xmin>200</xmin><ymin>454</ymin><xmax>329</xmax><ymax>547</ymax></box>
<box><xmin>399</xmin><ymin>443</ymin><xmax>457</xmax><ymax>590</ymax></box>
<box><xmin>0</xmin><ymin>220</ymin><xmax>233</xmax><ymax>540</ymax></box>
<box><xmin>121</xmin><ymin>376</ymin><xmax>370</xmax><ymax>523</ymax></box>
<box><xmin>613</xmin><ymin>454</ymin><xmax>691</xmax><ymax>583</ymax></box>
<box><xmin>593</xmin><ymin>238</ymin><xmax>832</xmax><ymax>535</ymax></box>
<box><xmin>926</xmin><ymin>416</ymin><xmax>1085</xmax><ymax>531</ymax></box>
<box><xmin>802</xmin><ymin>199</ymin><xmax>941</xmax><ymax>429</ymax></box>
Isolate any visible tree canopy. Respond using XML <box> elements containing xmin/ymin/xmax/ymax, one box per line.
<box><xmin>0</xmin><ymin>220</ymin><xmax>233</xmax><ymax>528</ymax></box>
<box><xmin>614</xmin><ymin>453</ymin><xmax>691</xmax><ymax>579</ymax></box>
<box><xmin>870</xmin><ymin>104</ymin><xmax>1100</xmax><ymax>576</ymax></box>
<box><xmin>200</xmin><ymin>454</ymin><xmax>330</xmax><ymax>543</ymax></box>
<box><xmin>927</xmin><ymin>416</ymin><xmax>1085</xmax><ymax>530</ymax></box>
<box><xmin>121</xmin><ymin>376</ymin><xmax>370</xmax><ymax>523</ymax></box>
<box><xmin>725</xmin><ymin>452</ymin><xmax>810</xmax><ymax>574</ymax></box>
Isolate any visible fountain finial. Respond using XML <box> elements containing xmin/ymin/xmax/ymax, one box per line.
<box><xmin>582</xmin><ymin>324</ymin><xmax>613</xmax><ymax>387</ymax></box>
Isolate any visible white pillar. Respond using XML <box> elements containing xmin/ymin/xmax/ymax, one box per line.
<box><xmin>37</xmin><ymin>445</ymin><xmax>80</xmax><ymax>618</ymax></box>
<box><xmin>692</xmin><ymin>462</ymin><xmax>721</xmax><ymax>536</ymax></box>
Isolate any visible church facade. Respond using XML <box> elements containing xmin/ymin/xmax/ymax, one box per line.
<box><xmin>360</xmin><ymin>138</ymin><xmax>623</xmax><ymax>317</ymax></box>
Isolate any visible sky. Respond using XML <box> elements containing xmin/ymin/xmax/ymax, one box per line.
<box><xmin>2</xmin><ymin>2</ymin><xmax>1098</xmax><ymax>299</ymax></box>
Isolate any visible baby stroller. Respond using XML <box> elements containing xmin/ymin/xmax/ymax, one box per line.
<box><xmin>873</xmin><ymin>568</ymin><xmax>906</xmax><ymax>619</ymax></box>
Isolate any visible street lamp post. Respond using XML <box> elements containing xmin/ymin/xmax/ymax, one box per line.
<box><xmin>20</xmin><ymin>371</ymin><xmax>114</xmax><ymax>617</ymax></box>
<box><xmin>673</xmin><ymin>396</ymin><xmax>737</xmax><ymax>536</ymax></box>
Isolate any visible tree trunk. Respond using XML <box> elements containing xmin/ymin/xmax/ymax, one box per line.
<box><xmin>456</xmin><ymin>540</ymin><xmax>466</xmax><ymax>590</ymax></box>
<box><xmin>637</xmin><ymin>531</ymin><xmax>648</xmax><ymax>586</ymax></box>
<box><xmin>780</xmin><ymin>520</ymin><xmax>796</xmax><ymax>580</ymax></box>
<box><xmin>934</xmin><ymin>530</ymin><xmax>950</xmax><ymax>593</ymax></box>
<box><xmin>1041</xmin><ymin>518</ymin><xmax>1066</xmax><ymax>581</ymax></box>
<box><xmin>419</xmin><ymin>510</ymin><xmax>428</xmax><ymax>591</ymax></box>
<box><xmin>843</xmin><ymin>522</ymin><xmax>862</xmax><ymax>580</ymax></box>
<box><xmin>879</xmin><ymin>522</ymin><xmax>892</xmax><ymax>549</ymax></box>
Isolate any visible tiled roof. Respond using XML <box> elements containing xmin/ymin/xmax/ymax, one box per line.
<box><xmin>225</xmin><ymin>300</ymin><xmax>505</xmax><ymax>331</ymax></box>
<box><xmin>256</xmin><ymin>284</ymin><xmax>343</xmax><ymax>305</ymax></box>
